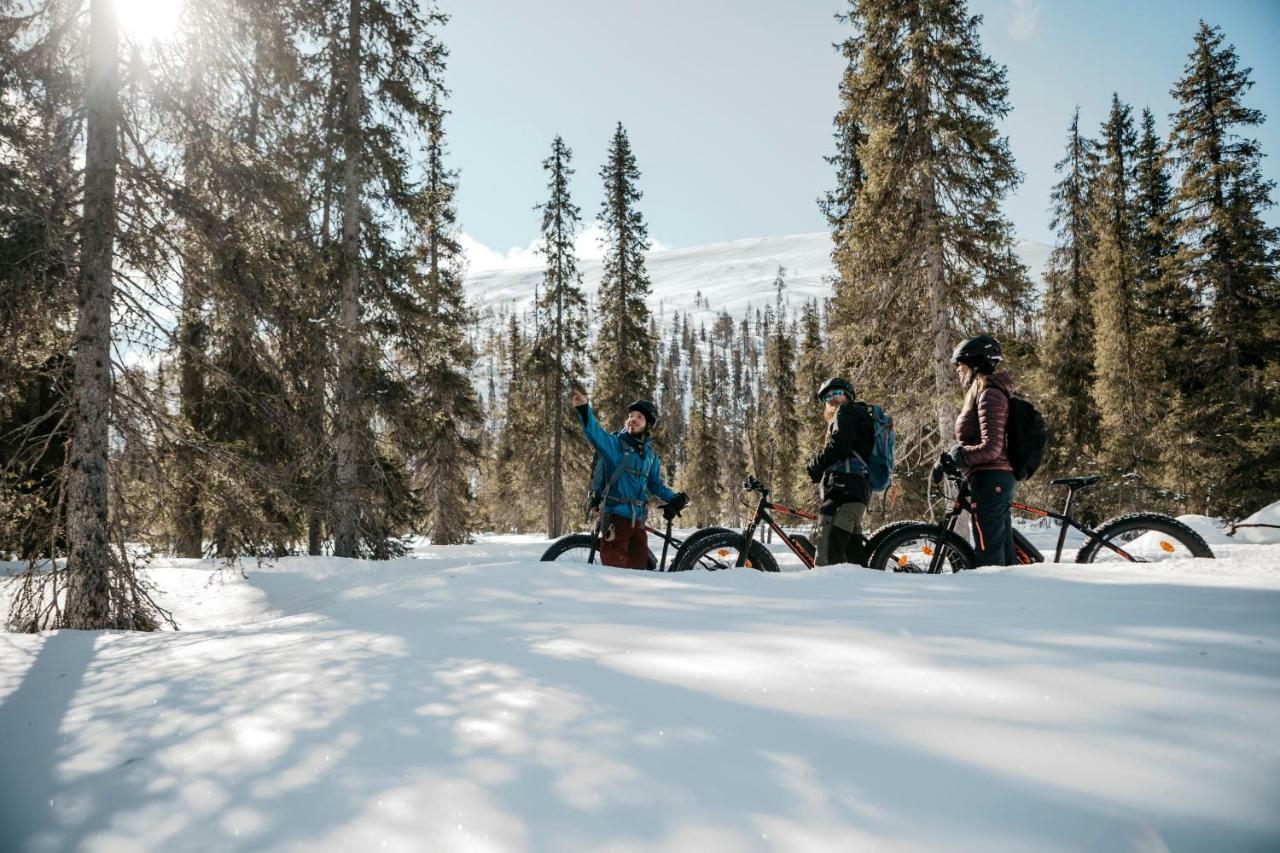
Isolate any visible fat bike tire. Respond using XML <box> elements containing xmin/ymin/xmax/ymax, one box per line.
<box><xmin>670</xmin><ymin>530</ymin><xmax>780</xmax><ymax>573</ymax></box>
<box><xmin>1076</xmin><ymin>513</ymin><xmax>1214</xmax><ymax>563</ymax></box>
<box><xmin>869</xmin><ymin>522</ymin><xmax>977</xmax><ymax>574</ymax></box>
<box><xmin>540</xmin><ymin>533</ymin><xmax>658</xmax><ymax>570</ymax></box>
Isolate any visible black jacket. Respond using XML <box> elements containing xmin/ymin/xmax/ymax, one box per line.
<box><xmin>807</xmin><ymin>401</ymin><xmax>875</xmax><ymax>505</ymax></box>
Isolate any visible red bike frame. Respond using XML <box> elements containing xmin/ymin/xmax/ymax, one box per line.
<box><xmin>740</xmin><ymin>480</ymin><xmax>819</xmax><ymax>569</ymax></box>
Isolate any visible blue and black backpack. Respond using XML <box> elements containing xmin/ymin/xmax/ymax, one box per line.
<box><xmin>825</xmin><ymin>402</ymin><xmax>896</xmax><ymax>494</ymax></box>
<box><xmin>863</xmin><ymin>403</ymin><xmax>896</xmax><ymax>493</ymax></box>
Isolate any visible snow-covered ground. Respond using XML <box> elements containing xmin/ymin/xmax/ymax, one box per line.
<box><xmin>2</xmin><ymin>532</ymin><xmax>1279</xmax><ymax>852</ymax></box>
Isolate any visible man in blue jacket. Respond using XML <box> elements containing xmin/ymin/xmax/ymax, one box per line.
<box><xmin>571</xmin><ymin>388</ymin><xmax>688</xmax><ymax>568</ymax></box>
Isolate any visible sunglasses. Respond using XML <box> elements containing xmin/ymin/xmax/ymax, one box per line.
<box><xmin>821</xmin><ymin>390</ymin><xmax>848</xmax><ymax>403</ymax></box>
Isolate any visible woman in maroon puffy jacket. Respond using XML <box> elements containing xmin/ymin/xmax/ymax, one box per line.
<box><xmin>947</xmin><ymin>335</ymin><xmax>1016</xmax><ymax>566</ymax></box>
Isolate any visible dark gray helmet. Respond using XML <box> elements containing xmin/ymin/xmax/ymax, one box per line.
<box><xmin>816</xmin><ymin>377</ymin><xmax>855</xmax><ymax>402</ymax></box>
<box><xmin>628</xmin><ymin>399</ymin><xmax>658</xmax><ymax>428</ymax></box>
<box><xmin>951</xmin><ymin>335</ymin><xmax>1003</xmax><ymax>374</ymax></box>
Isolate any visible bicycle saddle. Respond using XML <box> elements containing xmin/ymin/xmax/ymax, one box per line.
<box><xmin>1050</xmin><ymin>475</ymin><xmax>1101</xmax><ymax>488</ymax></box>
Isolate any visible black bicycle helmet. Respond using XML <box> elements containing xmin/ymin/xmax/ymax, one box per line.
<box><xmin>628</xmin><ymin>399</ymin><xmax>659</xmax><ymax>428</ymax></box>
<box><xmin>816</xmin><ymin>377</ymin><xmax>855</xmax><ymax>402</ymax></box>
<box><xmin>951</xmin><ymin>335</ymin><xmax>1003</xmax><ymax>375</ymax></box>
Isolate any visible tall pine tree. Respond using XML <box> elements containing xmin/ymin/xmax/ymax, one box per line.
<box><xmin>827</xmin><ymin>0</ymin><xmax>1032</xmax><ymax>497</ymax></box>
<box><xmin>1035</xmin><ymin>108</ymin><xmax>1100</xmax><ymax>483</ymax></box>
<box><xmin>592</xmin><ymin>123</ymin><xmax>656</xmax><ymax>426</ymax></box>
<box><xmin>1166</xmin><ymin>22</ymin><xmax>1280</xmax><ymax>517</ymax></box>
<box><xmin>1088</xmin><ymin>94</ymin><xmax>1164</xmax><ymax>508</ymax></box>
<box><xmin>531</xmin><ymin>136</ymin><xmax>589</xmax><ymax>537</ymax></box>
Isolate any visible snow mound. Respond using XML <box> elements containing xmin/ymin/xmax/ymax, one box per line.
<box><xmin>1176</xmin><ymin>514</ymin><xmax>1236</xmax><ymax>546</ymax></box>
<box><xmin>1232</xmin><ymin>500</ymin><xmax>1280</xmax><ymax>544</ymax></box>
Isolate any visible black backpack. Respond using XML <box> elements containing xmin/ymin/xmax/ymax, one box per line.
<box><xmin>994</xmin><ymin>387</ymin><xmax>1048</xmax><ymax>481</ymax></box>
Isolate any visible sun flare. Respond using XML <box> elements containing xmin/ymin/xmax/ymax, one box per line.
<box><xmin>115</xmin><ymin>0</ymin><xmax>183</xmax><ymax>46</ymax></box>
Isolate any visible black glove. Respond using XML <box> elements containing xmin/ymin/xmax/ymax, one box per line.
<box><xmin>661</xmin><ymin>492</ymin><xmax>689</xmax><ymax>521</ymax></box>
<box><xmin>933</xmin><ymin>448</ymin><xmax>966</xmax><ymax>483</ymax></box>
<box><xmin>806</xmin><ymin>461</ymin><xmax>821</xmax><ymax>483</ymax></box>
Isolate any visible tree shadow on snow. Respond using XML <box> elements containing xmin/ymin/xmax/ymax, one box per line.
<box><xmin>3</xmin><ymin>558</ymin><xmax>1278</xmax><ymax>851</ymax></box>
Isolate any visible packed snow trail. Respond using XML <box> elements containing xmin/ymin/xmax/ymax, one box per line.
<box><xmin>2</xmin><ymin>539</ymin><xmax>1278</xmax><ymax>852</ymax></box>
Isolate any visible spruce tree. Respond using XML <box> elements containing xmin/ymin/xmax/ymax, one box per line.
<box><xmin>593</xmin><ymin>123</ymin><xmax>656</xmax><ymax>426</ymax></box>
<box><xmin>1088</xmin><ymin>94</ymin><xmax>1164</xmax><ymax>509</ymax></box>
<box><xmin>327</xmin><ymin>0</ymin><xmax>466</xmax><ymax>554</ymax></box>
<box><xmin>764</xmin><ymin>273</ymin><xmax>802</xmax><ymax>503</ymax></box>
<box><xmin>410</xmin><ymin>85</ymin><xmax>482</xmax><ymax>546</ymax></box>
<box><xmin>655</xmin><ymin>328</ymin><xmax>686</xmax><ymax>483</ymax></box>
<box><xmin>331</xmin><ymin>0</ymin><xmax>367</xmax><ymax>557</ymax></box>
<box><xmin>59</xmin><ymin>0</ymin><xmax>160</xmax><ymax>629</ymax></box>
<box><xmin>530</xmin><ymin>136</ymin><xmax>589</xmax><ymax>538</ymax></box>
<box><xmin>1167</xmin><ymin>22</ymin><xmax>1280</xmax><ymax>516</ymax></box>
<box><xmin>680</xmin><ymin>351</ymin><xmax>720</xmax><ymax>527</ymax></box>
<box><xmin>1035</xmin><ymin>108</ymin><xmax>1101</xmax><ymax>482</ymax></box>
<box><xmin>0</xmin><ymin>0</ymin><xmax>79</xmax><ymax>563</ymax></box>
<box><xmin>827</xmin><ymin>0</ymin><xmax>1032</xmax><ymax>475</ymax></box>
<box><xmin>794</xmin><ymin>300</ymin><xmax>829</xmax><ymax>508</ymax></box>
<box><xmin>1132</xmin><ymin>108</ymin><xmax>1203</xmax><ymax>510</ymax></box>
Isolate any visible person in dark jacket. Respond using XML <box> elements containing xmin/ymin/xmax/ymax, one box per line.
<box><xmin>943</xmin><ymin>334</ymin><xmax>1017</xmax><ymax>566</ymax></box>
<box><xmin>570</xmin><ymin>388</ymin><xmax>688</xmax><ymax>569</ymax></box>
<box><xmin>805</xmin><ymin>377</ymin><xmax>875</xmax><ymax>566</ymax></box>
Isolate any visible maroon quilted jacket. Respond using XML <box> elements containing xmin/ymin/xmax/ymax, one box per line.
<box><xmin>954</xmin><ymin>371</ymin><xmax>1015</xmax><ymax>474</ymax></box>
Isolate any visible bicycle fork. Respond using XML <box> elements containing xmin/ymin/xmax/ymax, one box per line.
<box><xmin>927</xmin><ymin>502</ymin><xmax>965</xmax><ymax>574</ymax></box>
<box><xmin>737</xmin><ymin>493</ymin><xmax>770</xmax><ymax>568</ymax></box>
<box><xmin>738</xmin><ymin>516</ymin><xmax>761</xmax><ymax>568</ymax></box>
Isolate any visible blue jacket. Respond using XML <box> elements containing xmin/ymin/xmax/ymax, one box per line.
<box><xmin>577</xmin><ymin>404</ymin><xmax>676</xmax><ymax>522</ymax></box>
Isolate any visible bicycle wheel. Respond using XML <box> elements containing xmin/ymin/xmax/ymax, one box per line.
<box><xmin>540</xmin><ymin>533</ymin><xmax>658</xmax><ymax>570</ymax></box>
<box><xmin>865</xmin><ymin>520</ymin><xmax>921</xmax><ymax>562</ymax></box>
<box><xmin>667</xmin><ymin>526</ymin><xmax>735</xmax><ymax>572</ymax></box>
<box><xmin>670</xmin><ymin>529</ymin><xmax>780</xmax><ymax>573</ymax></box>
<box><xmin>1076</xmin><ymin>513</ymin><xmax>1214</xmax><ymax>563</ymax></box>
<box><xmin>868</xmin><ymin>522</ymin><xmax>977</xmax><ymax>573</ymax></box>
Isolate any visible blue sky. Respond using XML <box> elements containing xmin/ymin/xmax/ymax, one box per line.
<box><xmin>443</xmin><ymin>0</ymin><xmax>1280</xmax><ymax>254</ymax></box>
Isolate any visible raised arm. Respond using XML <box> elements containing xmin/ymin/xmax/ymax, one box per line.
<box><xmin>573</xmin><ymin>393</ymin><xmax>621</xmax><ymax>464</ymax></box>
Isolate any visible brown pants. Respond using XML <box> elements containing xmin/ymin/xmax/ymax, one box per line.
<box><xmin>600</xmin><ymin>513</ymin><xmax>650</xmax><ymax>569</ymax></box>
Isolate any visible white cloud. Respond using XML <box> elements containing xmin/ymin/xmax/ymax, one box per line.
<box><xmin>460</xmin><ymin>221</ymin><xmax>666</xmax><ymax>274</ymax></box>
<box><xmin>1009</xmin><ymin>0</ymin><xmax>1038</xmax><ymax>40</ymax></box>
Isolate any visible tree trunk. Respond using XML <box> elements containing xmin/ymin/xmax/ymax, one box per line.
<box><xmin>921</xmin><ymin>175</ymin><xmax>956</xmax><ymax>444</ymax></box>
<box><xmin>175</xmin><ymin>39</ymin><xmax>207</xmax><ymax>559</ymax></box>
<box><xmin>548</xmin><ymin>289</ymin><xmax>564</xmax><ymax>538</ymax></box>
<box><xmin>64</xmin><ymin>0</ymin><xmax>120</xmax><ymax>627</ymax></box>
<box><xmin>307</xmin><ymin>350</ymin><xmax>326</xmax><ymax>555</ymax></box>
<box><xmin>175</xmin><ymin>264</ymin><xmax>205</xmax><ymax>558</ymax></box>
<box><xmin>332</xmin><ymin>0</ymin><xmax>362</xmax><ymax>558</ymax></box>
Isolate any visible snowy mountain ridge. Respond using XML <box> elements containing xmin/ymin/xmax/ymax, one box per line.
<box><xmin>463</xmin><ymin>230</ymin><xmax>1053</xmax><ymax>329</ymax></box>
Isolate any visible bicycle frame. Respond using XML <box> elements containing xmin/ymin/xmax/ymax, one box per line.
<box><xmin>933</xmin><ymin>475</ymin><xmax>1144</xmax><ymax>569</ymax></box>
<box><xmin>739</xmin><ymin>484</ymin><xmax>818</xmax><ymax>570</ymax></box>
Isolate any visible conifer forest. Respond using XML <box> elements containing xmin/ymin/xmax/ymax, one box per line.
<box><xmin>2</xmin><ymin>0</ymin><xmax>1277</xmax><ymax>632</ymax></box>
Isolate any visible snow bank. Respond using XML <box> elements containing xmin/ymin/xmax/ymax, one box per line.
<box><xmin>2</xmin><ymin>543</ymin><xmax>1279</xmax><ymax>852</ymax></box>
<box><xmin>1232</xmin><ymin>500</ymin><xmax>1280</xmax><ymax>544</ymax></box>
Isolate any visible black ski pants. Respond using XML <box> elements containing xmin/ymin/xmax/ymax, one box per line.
<box><xmin>969</xmin><ymin>470</ymin><xmax>1016</xmax><ymax>566</ymax></box>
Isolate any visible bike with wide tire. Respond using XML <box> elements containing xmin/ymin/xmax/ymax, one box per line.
<box><xmin>540</xmin><ymin>501</ymin><xmax>734</xmax><ymax>571</ymax></box>
<box><xmin>868</xmin><ymin>459</ymin><xmax>1214</xmax><ymax>573</ymax></box>
<box><xmin>670</xmin><ymin>476</ymin><xmax>918</xmax><ymax>572</ymax></box>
